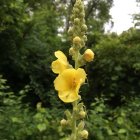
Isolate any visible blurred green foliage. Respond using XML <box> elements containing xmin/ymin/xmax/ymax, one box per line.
<box><xmin>86</xmin><ymin>29</ymin><xmax>140</xmax><ymax>106</ymax></box>
<box><xmin>87</xmin><ymin>96</ymin><xmax>140</xmax><ymax>140</ymax></box>
<box><xmin>0</xmin><ymin>75</ymin><xmax>63</xmax><ymax>140</ymax></box>
<box><xmin>0</xmin><ymin>0</ymin><xmax>113</xmax><ymax>105</ymax></box>
<box><xmin>0</xmin><ymin>76</ymin><xmax>139</xmax><ymax>139</ymax></box>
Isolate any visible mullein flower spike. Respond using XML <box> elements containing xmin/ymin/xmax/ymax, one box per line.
<box><xmin>51</xmin><ymin>0</ymin><xmax>95</xmax><ymax>139</ymax></box>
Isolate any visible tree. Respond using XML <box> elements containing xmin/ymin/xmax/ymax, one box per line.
<box><xmin>0</xmin><ymin>0</ymin><xmax>114</xmax><ymax>105</ymax></box>
<box><xmin>133</xmin><ymin>0</ymin><xmax>140</xmax><ymax>29</ymax></box>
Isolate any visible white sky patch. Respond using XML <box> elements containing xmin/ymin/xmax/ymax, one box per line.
<box><xmin>105</xmin><ymin>0</ymin><xmax>139</xmax><ymax>34</ymax></box>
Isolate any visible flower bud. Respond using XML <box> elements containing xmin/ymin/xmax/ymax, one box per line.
<box><xmin>83</xmin><ymin>49</ymin><xmax>94</xmax><ymax>62</ymax></box>
<box><xmin>82</xmin><ymin>24</ymin><xmax>88</xmax><ymax>32</ymax></box>
<box><xmin>60</xmin><ymin>119</ymin><xmax>68</xmax><ymax>126</ymax></box>
<box><xmin>79</xmin><ymin>13</ymin><xmax>85</xmax><ymax>18</ymax></box>
<box><xmin>74</xmin><ymin>18</ymin><xmax>80</xmax><ymax>25</ymax></box>
<box><xmin>78</xmin><ymin>121</ymin><xmax>85</xmax><ymax>130</ymax></box>
<box><xmin>83</xmin><ymin>35</ymin><xmax>87</xmax><ymax>41</ymax></box>
<box><xmin>80</xmin><ymin>130</ymin><xmax>88</xmax><ymax>139</ymax></box>
<box><xmin>74</xmin><ymin>8</ymin><xmax>79</xmax><ymax>14</ymax></box>
<box><xmin>73</xmin><ymin>36</ymin><xmax>81</xmax><ymax>45</ymax></box>
<box><xmin>69</xmin><ymin>47</ymin><xmax>75</xmax><ymax>55</ymax></box>
<box><xmin>79</xmin><ymin>111</ymin><xmax>86</xmax><ymax>119</ymax></box>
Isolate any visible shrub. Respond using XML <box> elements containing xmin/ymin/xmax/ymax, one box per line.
<box><xmin>87</xmin><ymin>97</ymin><xmax>140</xmax><ymax>140</ymax></box>
<box><xmin>86</xmin><ymin>35</ymin><xmax>140</xmax><ymax>105</ymax></box>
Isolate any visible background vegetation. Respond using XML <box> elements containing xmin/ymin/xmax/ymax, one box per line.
<box><xmin>0</xmin><ymin>0</ymin><xmax>140</xmax><ymax>139</ymax></box>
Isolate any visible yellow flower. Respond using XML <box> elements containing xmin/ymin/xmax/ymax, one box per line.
<box><xmin>54</xmin><ymin>68</ymin><xmax>86</xmax><ymax>103</ymax></box>
<box><xmin>51</xmin><ymin>51</ymin><xmax>70</xmax><ymax>74</ymax></box>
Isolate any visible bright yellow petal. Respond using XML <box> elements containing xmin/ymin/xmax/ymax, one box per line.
<box><xmin>75</xmin><ymin>68</ymin><xmax>87</xmax><ymax>84</ymax></box>
<box><xmin>58</xmin><ymin>90</ymin><xmax>79</xmax><ymax>103</ymax></box>
<box><xmin>55</xmin><ymin>51</ymin><xmax>67</xmax><ymax>62</ymax></box>
<box><xmin>51</xmin><ymin>60</ymin><xmax>68</xmax><ymax>74</ymax></box>
<box><xmin>54</xmin><ymin>72</ymin><xmax>70</xmax><ymax>91</ymax></box>
<box><xmin>54</xmin><ymin>68</ymin><xmax>76</xmax><ymax>91</ymax></box>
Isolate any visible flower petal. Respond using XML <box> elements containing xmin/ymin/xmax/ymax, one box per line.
<box><xmin>75</xmin><ymin>68</ymin><xmax>87</xmax><ymax>84</ymax></box>
<box><xmin>51</xmin><ymin>60</ymin><xmax>68</xmax><ymax>74</ymax></box>
<box><xmin>58</xmin><ymin>90</ymin><xmax>79</xmax><ymax>103</ymax></box>
<box><xmin>54</xmin><ymin>72</ymin><xmax>70</xmax><ymax>91</ymax></box>
<box><xmin>56</xmin><ymin>69</ymin><xmax>77</xmax><ymax>87</ymax></box>
<box><xmin>55</xmin><ymin>51</ymin><xmax>67</xmax><ymax>62</ymax></box>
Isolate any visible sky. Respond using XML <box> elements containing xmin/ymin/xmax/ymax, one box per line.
<box><xmin>105</xmin><ymin>0</ymin><xmax>139</xmax><ymax>34</ymax></box>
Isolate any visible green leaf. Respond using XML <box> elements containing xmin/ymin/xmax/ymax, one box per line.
<box><xmin>117</xmin><ymin>117</ymin><xmax>124</xmax><ymax>125</ymax></box>
<box><xmin>11</xmin><ymin>117</ymin><xmax>21</xmax><ymax>123</ymax></box>
<box><xmin>118</xmin><ymin>129</ymin><xmax>126</xmax><ymax>134</ymax></box>
<box><xmin>37</xmin><ymin>123</ymin><xmax>46</xmax><ymax>132</ymax></box>
<box><xmin>95</xmin><ymin>106</ymin><xmax>103</xmax><ymax>112</ymax></box>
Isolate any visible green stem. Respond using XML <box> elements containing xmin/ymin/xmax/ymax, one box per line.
<box><xmin>75</xmin><ymin>50</ymin><xmax>79</xmax><ymax>69</ymax></box>
<box><xmin>71</xmin><ymin>48</ymin><xmax>80</xmax><ymax>140</ymax></box>
<box><xmin>72</xmin><ymin>101</ymin><xmax>77</xmax><ymax>140</ymax></box>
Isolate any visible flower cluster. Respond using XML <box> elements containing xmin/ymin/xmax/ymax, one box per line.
<box><xmin>51</xmin><ymin>0</ymin><xmax>94</xmax><ymax>103</ymax></box>
<box><xmin>67</xmin><ymin>0</ymin><xmax>94</xmax><ymax>68</ymax></box>
<box><xmin>51</xmin><ymin>50</ymin><xmax>86</xmax><ymax>103</ymax></box>
<box><xmin>51</xmin><ymin>0</ymin><xmax>95</xmax><ymax>139</ymax></box>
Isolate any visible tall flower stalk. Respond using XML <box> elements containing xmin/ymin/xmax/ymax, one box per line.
<box><xmin>51</xmin><ymin>0</ymin><xmax>94</xmax><ymax>139</ymax></box>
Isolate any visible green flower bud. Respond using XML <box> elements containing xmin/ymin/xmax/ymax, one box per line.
<box><xmin>83</xmin><ymin>35</ymin><xmax>87</xmax><ymax>41</ymax></box>
<box><xmin>73</xmin><ymin>36</ymin><xmax>81</xmax><ymax>45</ymax></box>
<box><xmin>74</xmin><ymin>18</ymin><xmax>80</xmax><ymax>25</ymax></box>
<box><xmin>79</xmin><ymin>111</ymin><xmax>86</xmax><ymax>119</ymax></box>
<box><xmin>74</xmin><ymin>8</ymin><xmax>79</xmax><ymax>14</ymax></box>
<box><xmin>80</xmin><ymin>130</ymin><xmax>88</xmax><ymax>139</ymax></box>
<box><xmin>82</xmin><ymin>24</ymin><xmax>88</xmax><ymax>32</ymax></box>
<box><xmin>69</xmin><ymin>47</ymin><xmax>75</xmax><ymax>55</ymax></box>
<box><xmin>60</xmin><ymin>119</ymin><xmax>68</xmax><ymax>126</ymax></box>
<box><xmin>79</xmin><ymin>13</ymin><xmax>85</xmax><ymax>18</ymax></box>
<box><xmin>78</xmin><ymin>121</ymin><xmax>85</xmax><ymax>130</ymax></box>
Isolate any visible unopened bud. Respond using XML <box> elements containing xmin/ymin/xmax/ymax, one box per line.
<box><xmin>79</xmin><ymin>13</ymin><xmax>85</xmax><ymax>18</ymax></box>
<box><xmin>69</xmin><ymin>47</ymin><xmax>75</xmax><ymax>55</ymax></box>
<box><xmin>79</xmin><ymin>111</ymin><xmax>86</xmax><ymax>119</ymax></box>
<box><xmin>83</xmin><ymin>35</ymin><xmax>87</xmax><ymax>41</ymax></box>
<box><xmin>73</xmin><ymin>36</ymin><xmax>81</xmax><ymax>45</ymax></box>
<box><xmin>60</xmin><ymin>119</ymin><xmax>68</xmax><ymax>126</ymax></box>
<box><xmin>83</xmin><ymin>49</ymin><xmax>94</xmax><ymax>62</ymax></box>
<box><xmin>82</xmin><ymin>24</ymin><xmax>88</xmax><ymax>32</ymax></box>
<box><xmin>80</xmin><ymin>130</ymin><xmax>88</xmax><ymax>139</ymax></box>
<box><xmin>78</xmin><ymin>121</ymin><xmax>85</xmax><ymax>130</ymax></box>
<box><xmin>74</xmin><ymin>18</ymin><xmax>80</xmax><ymax>25</ymax></box>
<box><xmin>74</xmin><ymin>8</ymin><xmax>79</xmax><ymax>14</ymax></box>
